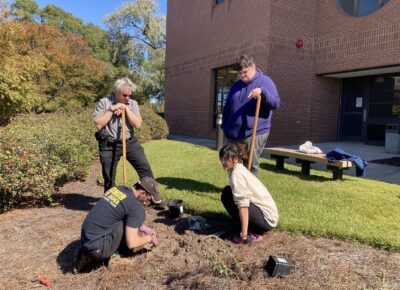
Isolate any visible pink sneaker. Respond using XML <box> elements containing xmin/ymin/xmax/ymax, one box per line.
<box><xmin>233</xmin><ymin>233</ymin><xmax>263</xmax><ymax>244</ymax></box>
<box><xmin>249</xmin><ymin>233</ymin><xmax>263</xmax><ymax>242</ymax></box>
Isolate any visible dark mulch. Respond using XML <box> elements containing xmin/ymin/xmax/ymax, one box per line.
<box><xmin>369</xmin><ymin>156</ymin><xmax>400</xmax><ymax>167</ymax></box>
<box><xmin>0</xmin><ymin>161</ymin><xmax>399</xmax><ymax>289</ymax></box>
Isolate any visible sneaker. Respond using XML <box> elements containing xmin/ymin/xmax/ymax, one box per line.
<box><xmin>73</xmin><ymin>249</ymin><xmax>92</xmax><ymax>274</ymax></box>
<box><xmin>232</xmin><ymin>233</ymin><xmax>263</xmax><ymax>244</ymax></box>
<box><xmin>249</xmin><ymin>233</ymin><xmax>263</xmax><ymax>242</ymax></box>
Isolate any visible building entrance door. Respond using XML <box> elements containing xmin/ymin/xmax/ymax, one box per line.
<box><xmin>340</xmin><ymin>74</ymin><xmax>400</xmax><ymax>145</ymax></box>
<box><xmin>339</xmin><ymin>78</ymin><xmax>369</xmax><ymax>142</ymax></box>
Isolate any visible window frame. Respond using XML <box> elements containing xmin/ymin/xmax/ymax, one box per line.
<box><xmin>337</xmin><ymin>0</ymin><xmax>389</xmax><ymax>17</ymax></box>
<box><xmin>212</xmin><ymin>65</ymin><xmax>238</xmax><ymax>128</ymax></box>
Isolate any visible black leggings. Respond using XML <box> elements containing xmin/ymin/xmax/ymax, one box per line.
<box><xmin>221</xmin><ymin>186</ymin><xmax>273</xmax><ymax>234</ymax></box>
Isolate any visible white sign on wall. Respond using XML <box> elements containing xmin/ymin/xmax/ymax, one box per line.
<box><xmin>356</xmin><ymin>97</ymin><xmax>363</xmax><ymax>108</ymax></box>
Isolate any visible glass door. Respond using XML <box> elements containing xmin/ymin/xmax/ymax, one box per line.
<box><xmin>367</xmin><ymin>75</ymin><xmax>400</xmax><ymax>144</ymax></box>
<box><xmin>339</xmin><ymin>78</ymin><xmax>369</xmax><ymax>141</ymax></box>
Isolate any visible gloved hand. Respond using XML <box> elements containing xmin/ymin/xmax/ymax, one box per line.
<box><xmin>150</xmin><ymin>234</ymin><xmax>159</xmax><ymax>246</ymax></box>
<box><xmin>139</xmin><ymin>224</ymin><xmax>155</xmax><ymax>236</ymax></box>
<box><xmin>140</xmin><ymin>224</ymin><xmax>158</xmax><ymax>246</ymax></box>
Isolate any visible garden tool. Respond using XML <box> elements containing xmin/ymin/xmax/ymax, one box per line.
<box><xmin>121</xmin><ymin>110</ymin><xmax>127</xmax><ymax>186</ymax></box>
<box><xmin>31</xmin><ymin>275</ymin><xmax>52</xmax><ymax>287</ymax></box>
<box><xmin>248</xmin><ymin>95</ymin><xmax>261</xmax><ymax>171</ymax></box>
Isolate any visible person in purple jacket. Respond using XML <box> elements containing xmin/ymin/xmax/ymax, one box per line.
<box><xmin>222</xmin><ymin>55</ymin><xmax>281</xmax><ymax>175</ymax></box>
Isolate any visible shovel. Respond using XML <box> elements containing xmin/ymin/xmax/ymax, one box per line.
<box><xmin>247</xmin><ymin>95</ymin><xmax>261</xmax><ymax>171</ymax></box>
<box><xmin>121</xmin><ymin>110</ymin><xmax>127</xmax><ymax>186</ymax></box>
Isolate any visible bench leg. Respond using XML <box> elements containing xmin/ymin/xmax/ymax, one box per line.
<box><xmin>332</xmin><ymin>169</ymin><xmax>343</xmax><ymax>180</ymax></box>
<box><xmin>301</xmin><ymin>162</ymin><xmax>311</xmax><ymax>175</ymax></box>
<box><xmin>296</xmin><ymin>159</ymin><xmax>312</xmax><ymax>176</ymax></box>
<box><xmin>270</xmin><ymin>155</ymin><xmax>287</xmax><ymax>170</ymax></box>
<box><xmin>327</xmin><ymin>165</ymin><xmax>344</xmax><ymax>180</ymax></box>
<box><xmin>276</xmin><ymin>158</ymin><xmax>285</xmax><ymax>170</ymax></box>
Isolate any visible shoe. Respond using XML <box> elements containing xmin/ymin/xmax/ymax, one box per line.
<box><xmin>73</xmin><ymin>249</ymin><xmax>92</xmax><ymax>274</ymax></box>
<box><xmin>249</xmin><ymin>233</ymin><xmax>263</xmax><ymax>242</ymax></box>
<box><xmin>233</xmin><ymin>233</ymin><xmax>263</xmax><ymax>244</ymax></box>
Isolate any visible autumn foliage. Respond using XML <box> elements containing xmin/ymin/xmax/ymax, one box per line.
<box><xmin>0</xmin><ymin>21</ymin><xmax>109</xmax><ymax>123</ymax></box>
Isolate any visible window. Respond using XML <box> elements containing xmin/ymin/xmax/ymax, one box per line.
<box><xmin>370</xmin><ymin>76</ymin><xmax>400</xmax><ymax>118</ymax></box>
<box><xmin>215</xmin><ymin>0</ymin><xmax>224</xmax><ymax>5</ymax></box>
<box><xmin>213</xmin><ymin>66</ymin><xmax>238</xmax><ymax>128</ymax></box>
<box><xmin>337</xmin><ymin>0</ymin><xmax>390</xmax><ymax>17</ymax></box>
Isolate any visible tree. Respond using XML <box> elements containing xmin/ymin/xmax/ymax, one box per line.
<box><xmin>105</xmin><ymin>0</ymin><xmax>166</xmax><ymax>103</ymax></box>
<box><xmin>9</xmin><ymin>1</ymin><xmax>112</xmax><ymax>64</ymax></box>
<box><xmin>0</xmin><ymin>20</ymin><xmax>111</xmax><ymax>123</ymax></box>
<box><xmin>0</xmin><ymin>21</ymin><xmax>45</xmax><ymax>124</ymax></box>
<box><xmin>0</xmin><ymin>0</ymin><xmax>11</xmax><ymax>23</ymax></box>
<box><xmin>39</xmin><ymin>4</ymin><xmax>83</xmax><ymax>35</ymax></box>
<box><xmin>16</xmin><ymin>23</ymin><xmax>109</xmax><ymax>111</ymax></box>
<box><xmin>10</xmin><ymin>0</ymin><xmax>40</xmax><ymax>22</ymax></box>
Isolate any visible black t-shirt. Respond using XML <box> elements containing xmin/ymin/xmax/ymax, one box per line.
<box><xmin>81</xmin><ymin>186</ymin><xmax>145</xmax><ymax>251</ymax></box>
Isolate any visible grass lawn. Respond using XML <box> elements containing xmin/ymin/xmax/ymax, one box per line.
<box><xmin>115</xmin><ymin>140</ymin><xmax>400</xmax><ymax>251</ymax></box>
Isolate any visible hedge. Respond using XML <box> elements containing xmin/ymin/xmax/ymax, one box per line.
<box><xmin>0</xmin><ymin>105</ymin><xmax>168</xmax><ymax>212</ymax></box>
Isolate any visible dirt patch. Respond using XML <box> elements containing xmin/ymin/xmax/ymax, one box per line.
<box><xmin>369</xmin><ymin>157</ymin><xmax>400</xmax><ymax>167</ymax></box>
<box><xmin>0</xmin><ymin>161</ymin><xmax>399</xmax><ymax>289</ymax></box>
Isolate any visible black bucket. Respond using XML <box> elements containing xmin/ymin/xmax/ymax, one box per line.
<box><xmin>168</xmin><ymin>199</ymin><xmax>184</xmax><ymax>218</ymax></box>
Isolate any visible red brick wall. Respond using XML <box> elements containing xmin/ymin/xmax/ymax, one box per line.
<box><xmin>314</xmin><ymin>0</ymin><xmax>400</xmax><ymax>74</ymax></box>
<box><xmin>165</xmin><ymin>0</ymin><xmax>399</xmax><ymax>145</ymax></box>
<box><xmin>166</xmin><ymin>0</ymin><xmax>277</xmax><ymax>140</ymax></box>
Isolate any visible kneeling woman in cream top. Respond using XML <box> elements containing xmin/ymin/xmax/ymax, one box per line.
<box><xmin>219</xmin><ymin>144</ymin><xmax>279</xmax><ymax>244</ymax></box>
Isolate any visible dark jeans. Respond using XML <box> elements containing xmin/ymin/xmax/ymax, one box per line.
<box><xmin>225</xmin><ymin>132</ymin><xmax>269</xmax><ymax>176</ymax></box>
<box><xmin>99</xmin><ymin>137</ymin><xmax>154</xmax><ymax>192</ymax></box>
<box><xmin>88</xmin><ymin>222</ymin><xmax>125</xmax><ymax>261</ymax></box>
<box><xmin>221</xmin><ymin>185</ymin><xmax>273</xmax><ymax>234</ymax></box>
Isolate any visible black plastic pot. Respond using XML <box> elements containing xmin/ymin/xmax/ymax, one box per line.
<box><xmin>168</xmin><ymin>199</ymin><xmax>184</xmax><ymax>218</ymax></box>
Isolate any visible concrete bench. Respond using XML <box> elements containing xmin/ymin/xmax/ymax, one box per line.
<box><xmin>263</xmin><ymin>147</ymin><xmax>353</xmax><ymax>180</ymax></box>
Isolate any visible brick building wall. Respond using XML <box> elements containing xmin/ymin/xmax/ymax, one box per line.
<box><xmin>165</xmin><ymin>0</ymin><xmax>400</xmax><ymax>145</ymax></box>
<box><xmin>315</xmin><ymin>0</ymin><xmax>400</xmax><ymax>74</ymax></box>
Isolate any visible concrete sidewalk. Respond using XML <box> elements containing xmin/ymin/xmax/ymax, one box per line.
<box><xmin>167</xmin><ymin>134</ymin><xmax>400</xmax><ymax>185</ymax></box>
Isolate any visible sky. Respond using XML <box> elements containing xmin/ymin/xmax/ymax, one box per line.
<box><xmin>32</xmin><ymin>0</ymin><xmax>167</xmax><ymax>28</ymax></box>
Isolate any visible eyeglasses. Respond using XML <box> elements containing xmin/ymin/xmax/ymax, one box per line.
<box><xmin>238</xmin><ymin>68</ymin><xmax>250</xmax><ymax>76</ymax></box>
<box><xmin>122</xmin><ymin>94</ymin><xmax>132</xmax><ymax>98</ymax></box>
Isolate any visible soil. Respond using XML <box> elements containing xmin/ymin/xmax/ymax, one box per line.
<box><xmin>0</xmin><ymin>161</ymin><xmax>399</xmax><ymax>290</ymax></box>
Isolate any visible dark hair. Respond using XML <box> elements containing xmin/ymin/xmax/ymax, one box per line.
<box><xmin>235</xmin><ymin>55</ymin><xmax>255</xmax><ymax>71</ymax></box>
<box><xmin>219</xmin><ymin>143</ymin><xmax>248</xmax><ymax>162</ymax></box>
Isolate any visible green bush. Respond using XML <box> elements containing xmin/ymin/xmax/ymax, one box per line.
<box><xmin>0</xmin><ymin>143</ymin><xmax>64</xmax><ymax>210</ymax></box>
<box><xmin>0</xmin><ymin>110</ymin><xmax>97</xmax><ymax>212</ymax></box>
<box><xmin>136</xmin><ymin>103</ymin><xmax>169</xmax><ymax>143</ymax></box>
<box><xmin>0</xmin><ymin>105</ymin><xmax>168</xmax><ymax>212</ymax></box>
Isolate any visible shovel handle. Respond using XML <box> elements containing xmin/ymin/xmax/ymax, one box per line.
<box><xmin>248</xmin><ymin>95</ymin><xmax>261</xmax><ymax>171</ymax></box>
<box><xmin>122</xmin><ymin>110</ymin><xmax>127</xmax><ymax>186</ymax></box>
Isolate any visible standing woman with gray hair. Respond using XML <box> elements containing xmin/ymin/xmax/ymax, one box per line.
<box><xmin>94</xmin><ymin>77</ymin><xmax>154</xmax><ymax>192</ymax></box>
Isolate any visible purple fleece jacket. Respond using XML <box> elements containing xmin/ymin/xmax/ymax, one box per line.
<box><xmin>222</xmin><ymin>69</ymin><xmax>280</xmax><ymax>139</ymax></box>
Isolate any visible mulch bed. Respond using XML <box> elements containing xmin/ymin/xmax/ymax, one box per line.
<box><xmin>0</xmin><ymin>161</ymin><xmax>399</xmax><ymax>289</ymax></box>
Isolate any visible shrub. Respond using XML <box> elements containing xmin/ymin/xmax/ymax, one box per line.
<box><xmin>0</xmin><ymin>105</ymin><xmax>168</xmax><ymax>212</ymax></box>
<box><xmin>136</xmin><ymin>102</ymin><xmax>169</xmax><ymax>143</ymax></box>
<box><xmin>0</xmin><ymin>110</ymin><xmax>97</xmax><ymax>212</ymax></box>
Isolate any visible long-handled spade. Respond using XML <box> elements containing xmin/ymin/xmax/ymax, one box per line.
<box><xmin>247</xmin><ymin>95</ymin><xmax>261</xmax><ymax>171</ymax></box>
<box><xmin>121</xmin><ymin>110</ymin><xmax>128</xmax><ymax>186</ymax></box>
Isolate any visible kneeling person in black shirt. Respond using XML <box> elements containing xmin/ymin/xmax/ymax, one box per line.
<box><xmin>74</xmin><ymin>177</ymin><xmax>161</xmax><ymax>273</ymax></box>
